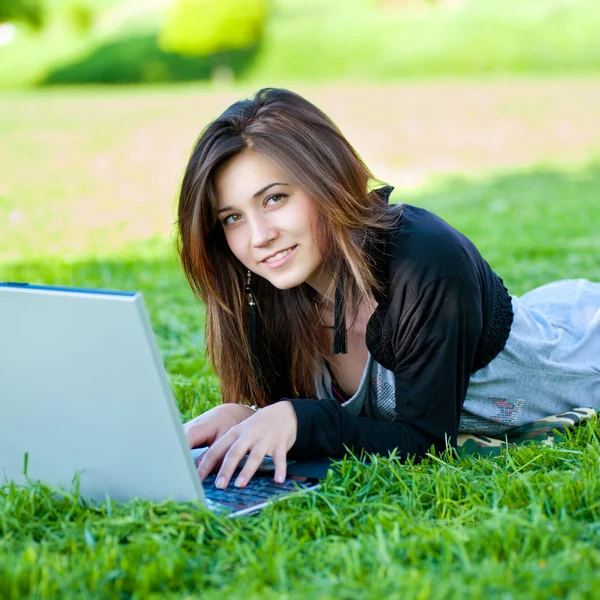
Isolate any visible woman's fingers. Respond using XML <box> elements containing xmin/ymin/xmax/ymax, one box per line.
<box><xmin>272</xmin><ymin>447</ymin><xmax>288</xmax><ymax>484</ymax></box>
<box><xmin>196</xmin><ymin>430</ymin><xmax>238</xmax><ymax>481</ymax></box>
<box><xmin>233</xmin><ymin>446</ymin><xmax>269</xmax><ymax>488</ymax></box>
<box><xmin>213</xmin><ymin>438</ymin><xmax>251</xmax><ymax>488</ymax></box>
<box><xmin>194</xmin><ymin>404</ymin><xmax>296</xmax><ymax>488</ymax></box>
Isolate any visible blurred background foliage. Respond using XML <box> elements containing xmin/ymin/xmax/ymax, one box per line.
<box><xmin>159</xmin><ymin>0</ymin><xmax>266</xmax><ymax>56</ymax></box>
<box><xmin>1</xmin><ymin>0</ymin><xmax>600</xmax><ymax>87</ymax></box>
<box><xmin>0</xmin><ymin>0</ymin><xmax>45</xmax><ymax>29</ymax></box>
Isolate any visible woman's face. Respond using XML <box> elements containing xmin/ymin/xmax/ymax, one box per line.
<box><xmin>215</xmin><ymin>149</ymin><xmax>328</xmax><ymax>293</ymax></box>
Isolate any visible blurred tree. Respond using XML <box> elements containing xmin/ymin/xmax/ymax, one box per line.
<box><xmin>159</xmin><ymin>0</ymin><xmax>266</xmax><ymax>59</ymax></box>
<box><xmin>66</xmin><ymin>1</ymin><xmax>95</xmax><ymax>34</ymax></box>
<box><xmin>0</xmin><ymin>0</ymin><xmax>45</xmax><ymax>29</ymax></box>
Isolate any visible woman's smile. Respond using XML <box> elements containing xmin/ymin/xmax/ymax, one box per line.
<box><xmin>260</xmin><ymin>245</ymin><xmax>298</xmax><ymax>268</ymax></box>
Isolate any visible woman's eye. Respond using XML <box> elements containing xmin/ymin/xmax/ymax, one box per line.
<box><xmin>265</xmin><ymin>193</ymin><xmax>287</xmax><ymax>206</ymax></box>
<box><xmin>222</xmin><ymin>214</ymin><xmax>241</xmax><ymax>226</ymax></box>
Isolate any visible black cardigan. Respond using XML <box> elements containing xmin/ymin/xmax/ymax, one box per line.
<box><xmin>256</xmin><ymin>188</ymin><xmax>514</xmax><ymax>461</ymax></box>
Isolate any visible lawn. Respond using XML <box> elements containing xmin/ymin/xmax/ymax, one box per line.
<box><xmin>1</xmin><ymin>80</ymin><xmax>600</xmax><ymax>598</ymax></box>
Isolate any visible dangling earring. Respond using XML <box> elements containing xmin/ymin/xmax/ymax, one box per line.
<box><xmin>245</xmin><ymin>269</ymin><xmax>255</xmax><ymax>306</ymax></box>
<box><xmin>245</xmin><ymin>269</ymin><xmax>259</xmax><ymax>376</ymax></box>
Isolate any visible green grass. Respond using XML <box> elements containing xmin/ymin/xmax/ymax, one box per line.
<box><xmin>1</xmin><ymin>82</ymin><xmax>600</xmax><ymax>597</ymax></box>
<box><xmin>2</xmin><ymin>429</ymin><xmax>600</xmax><ymax>598</ymax></box>
<box><xmin>2</xmin><ymin>0</ymin><xmax>600</xmax><ymax>87</ymax></box>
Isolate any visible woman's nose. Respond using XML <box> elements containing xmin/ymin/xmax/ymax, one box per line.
<box><xmin>249</xmin><ymin>215</ymin><xmax>278</xmax><ymax>248</ymax></box>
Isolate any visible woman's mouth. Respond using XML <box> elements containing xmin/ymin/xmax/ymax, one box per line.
<box><xmin>261</xmin><ymin>245</ymin><xmax>298</xmax><ymax>269</ymax></box>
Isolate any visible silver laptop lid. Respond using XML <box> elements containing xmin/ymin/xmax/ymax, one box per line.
<box><xmin>0</xmin><ymin>283</ymin><xmax>205</xmax><ymax>504</ymax></box>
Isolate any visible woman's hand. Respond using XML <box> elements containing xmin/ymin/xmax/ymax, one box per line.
<box><xmin>196</xmin><ymin>401</ymin><xmax>298</xmax><ymax>489</ymax></box>
<box><xmin>183</xmin><ymin>403</ymin><xmax>257</xmax><ymax>449</ymax></box>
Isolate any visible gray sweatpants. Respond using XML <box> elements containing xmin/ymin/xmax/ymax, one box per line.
<box><xmin>460</xmin><ymin>279</ymin><xmax>600</xmax><ymax>435</ymax></box>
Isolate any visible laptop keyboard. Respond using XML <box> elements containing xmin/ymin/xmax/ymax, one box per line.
<box><xmin>202</xmin><ymin>474</ymin><xmax>313</xmax><ymax>511</ymax></box>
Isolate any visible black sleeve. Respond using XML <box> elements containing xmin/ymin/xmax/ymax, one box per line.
<box><xmin>287</xmin><ymin>276</ymin><xmax>483</xmax><ymax>461</ymax></box>
<box><xmin>287</xmin><ymin>398</ymin><xmax>435</xmax><ymax>460</ymax></box>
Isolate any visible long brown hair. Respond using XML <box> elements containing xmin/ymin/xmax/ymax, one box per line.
<box><xmin>177</xmin><ymin>88</ymin><xmax>399</xmax><ymax>407</ymax></box>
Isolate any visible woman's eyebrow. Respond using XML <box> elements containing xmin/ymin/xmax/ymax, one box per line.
<box><xmin>252</xmin><ymin>181</ymin><xmax>289</xmax><ymax>198</ymax></box>
<box><xmin>217</xmin><ymin>182</ymin><xmax>290</xmax><ymax>214</ymax></box>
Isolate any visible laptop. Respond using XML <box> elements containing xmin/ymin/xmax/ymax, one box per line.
<box><xmin>0</xmin><ymin>282</ymin><xmax>328</xmax><ymax>517</ymax></box>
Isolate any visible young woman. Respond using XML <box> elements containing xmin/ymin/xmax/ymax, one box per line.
<box><xmin>178</xmin><ymin>88</ymin><xmax>600</xmax><ymax>490</ymax></box>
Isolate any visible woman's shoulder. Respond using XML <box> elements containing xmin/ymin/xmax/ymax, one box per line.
<box><xmin>367</xmin><ymin>204</ymin><xmax>496</xmax><ymax>368</ymax></box>
<box><xmin>386</xmin><ymin>203</ymin><xmax>487</xmax><ymax>290</ymax></box>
